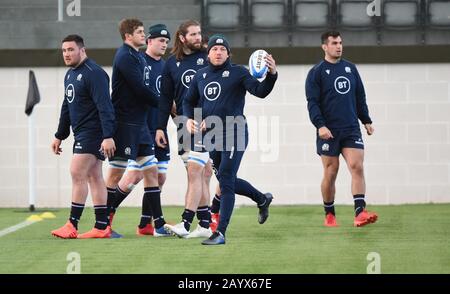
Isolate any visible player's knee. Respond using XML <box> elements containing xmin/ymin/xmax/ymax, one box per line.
<box><xmin>204</xmin><ymin>163</ymin><xmax>213</xmax><ymax>179</ymax></box>
<box><xmin>187</xmin><ymin>163</ymin><xmax>203</xmax><ymax>179</ymax></box>
<box><xmin>349</xmin><ymin>162</ymin><xmax>364</xmax><ymax>175</ymax></box>
<box><xmin>143</xmin><ymin>166</ymin><xmax>158</xmax><ymax>181</ymax></box>
<box><xmin>70</xmin><ymin>168</ymin><xmax>88</xmax><ymax>183</ymax></box>
<box><xmin>219</xmin><ymin>173</ymin><xmax>235</xmax><ymax>191</ymax></box>
<box><xmin>158</xmin><ymin>174</ymin><xmax>166</xmax><ymax>187</ymax></box>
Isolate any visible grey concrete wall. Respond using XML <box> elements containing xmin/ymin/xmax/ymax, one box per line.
<box><xmin>0</xmin><ymin>0</ymin><xmax>201</xmax><ymax>49</ymax></box>
<box><xmin>0</xmin><ymin>63</ymin><xmax>449</xmax><ymax>208</ymax></box>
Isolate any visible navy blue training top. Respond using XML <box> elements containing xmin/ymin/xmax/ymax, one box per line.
<box><xmin>157</xmin><ymin>50</ymin><xmax>208</xmax><ymax>130</ymax></box>
<box><xmin>55</xmin><ymin>58</ymin><xmax>115</xmax><ymax>141</ymax></box>
<box><xmin>305</xmin><ymin>58</ymin><xmax>372</xmax><ymax>130</ymax></box>
<box><xmin>143</xmin><ymin>53</ymin><xmax>165</xmax><ymax>132</ymax></box>
<box><xmin>111</xmin><ymin>43</ymin><xmax>159</xmax><ymax>126</ymax></box>
<box><xmin>183</xmin><ymin>59</ymin><xmax>277</xmax><ymax>122</ymax></box>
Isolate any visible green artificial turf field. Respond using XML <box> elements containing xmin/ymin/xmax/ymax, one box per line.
<box><xmin>0</xmin><ymin>204</ymin><xmax>449</xmax><ymax>274</ymax></box>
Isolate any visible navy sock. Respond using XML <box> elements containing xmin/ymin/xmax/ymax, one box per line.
<box><xmin>323</xmin><ymin>201</ymin><xmax>335</xmax><ymax>216</ymax></box>
<box><xmin>196</xmin><ymin>205</ymin><xmax>211</xmax><ymax>229</ymax></box>
<box><xmin>69</xmin><ymin>202</ymin><xmax>85</xmax><ymax>229</ymax></box>
<box><xmin>181</xmin><ymin>209</ymin><xmax>195</xmax><ymax>231</ymax></box>
<box><xmin>106</xmin><ymin>187</ymin><xmax>116</xmax><ymax>215</ymax></box>
<box><xmin>235</xmin><ymin>178</ymin><xmax>265</xmax><ymax>205</ymax></box>
<box><xmin>139</xmin><ymin>190</ymin><xmax>153</xmax><ymax>229</ymax></box>
<box><xmin>112</xmin><ymin>186</ymin><xmax>130</xmax><ymax>212</ymax></box>
<box><xmin>146</xmin><ymin>187</ymin><xmax>165</xmax><ymax>229</ymax></box>
<box><xmin>94</xmin><ymin>205</ymin><xmax>108</xmax><ymax>230</ymax></box>
<box><xmin>211</xmin><ymin>194</ymin><xmax>221</xmax><ymax>214</ymax></box>
<box><xmin>353</xmin><ymin>194</ymin><xmax>366</xmax><ymax>216</ymax></box>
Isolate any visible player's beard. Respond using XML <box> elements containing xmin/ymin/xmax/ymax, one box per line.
<box><xmin>185</xmin><ymin>41</ymin><xmax>202</xmax><ymax>52</ymax></box>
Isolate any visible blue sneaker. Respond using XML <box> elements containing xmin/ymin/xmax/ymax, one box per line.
<box><xmin>110</xmin><ymin>230</ymin><xmax>123</xmax><ymax>239</ymax></box>
<box><xmin>201</xmin><ymin>231</ymin><xmax>225</xmax><ymax>245</ymax></box>
<box><xmin>154</xmin><ymin>225</ymin><xmax>171</xmax><ymax>237</ymax></box>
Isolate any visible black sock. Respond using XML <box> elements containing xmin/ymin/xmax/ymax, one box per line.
<box><xmin>139</xmin><ymin>190</ymin><xmax>153</xmax><ymax>229</ymax></box>
<box><xmin>94</xmin><ymin>205</ymin><xmax>108</xmax><ymax>230</ymax></box>
<box><xmin>211</xmin><ymin>194</ymin><xmax>221</xmax><ymax>214</ymax></box>
<box><xmin>112</xmin><ymin>186</ymin><xmax>130</xmax><ymax>212</ymax></box>
<box><xmin>106</xmin><ymin>187</ymin><xmax>116</xmax><ymax>215</ymax></box>
<box><xmin>146</xmin><ymin>187</ymin><xmax>165</xmax><ymax>229</ymax></box>
<box><xmin>353</xmin><ymin>194</ymin><xmax>366</xmax><ymax>216</ymax></box>
<box><xmin>69</xmin><ymin>202</ymin><xmax>85</xmax><ymax>229</ymax></box>
<box><xmin>181</xmin><ymin>209</ymin><xmax>195</xmax><ymax>231</ymax></box>
<box><xmin>323</xmin><ymin>201</ymin><xmax>335</xmax><ymax>216</ymax></box>
<box><xmin>196</xmin><ymin>205</ymin><xmax>211</xmax><ymax>229</ymax></box>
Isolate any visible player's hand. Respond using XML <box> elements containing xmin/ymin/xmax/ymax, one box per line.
<box><xmin>187</xmin><ymin>119</ymin><xmax>199</xmax><ymax>134</ymax></box>
<box><xmin>170</xmin><ymin>102</ymin><xmax>177</xmax><ymax>118</ymax></box>
<box><xmin>318</xmin><ymin>126</ymin><xmax>334</xmax><ymax>140</ymax></box>
<box><xmin>365</xmin><ymin>123</ymin><xmax>374</xmax><ymax>136</ymax></box>
<box><xmin>100</xmin><ymin>138</ymin><xmax>116</xmax><ymax>158</ymax></box>
<box><xmin>200</xmin><ymin>120</ymin><xmax>206</xmax><ymax>132</ymax></box>
<box><xmin>264</xmin><ymin>54</ymin><xmax>277</xmax><ymax>75</ymax></box>
<box><xmin>51</xmin><ymin>138</ymin><xmax>62</xmax><ymax>155</ymax></box>
<box><xmin>155</xmin><ymin>129</ymin><xmax>167</xmax><ymax>148</ymax></box>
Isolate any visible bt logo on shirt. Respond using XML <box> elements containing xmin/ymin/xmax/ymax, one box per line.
<box><xmin>203</xmin><ymin>82</ymin><xmax>221</xmax><ymax>101</ymax></box>
<box><xmin>334</xmin><ymin>76</ymin><xmax>351</xmax><ymax>95</ymax></box>
<box><xmin>66</xmin><ymin>84</ymin><xmax>75</xmax><ymax>103</ymax></box>
<box><xmin>181</xmin><ymin>69</ymin><xmax>196</xmax><ymax>88</ymax></box>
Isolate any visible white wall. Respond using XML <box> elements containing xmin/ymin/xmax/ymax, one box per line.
<box><xmin>0</xmin><ymin>63</ymin><xmax>449</xmax><ymax>207</ymax></box>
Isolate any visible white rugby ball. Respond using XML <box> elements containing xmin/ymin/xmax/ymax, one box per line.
<box><xmin>249</xmin><ymin>49</ymin><xmax>268</xmax><ymax>79</ymax></box>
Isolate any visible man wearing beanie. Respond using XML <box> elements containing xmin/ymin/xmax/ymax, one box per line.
<box><xmin>183</xmin><ymin>34</ymin><xmax>278</xmax><ymax>245</ymax></box>
<box><xmin>160</xmin><ymin>22</ymin><xmax>274</xmax><ymax>240</ymax></box>
<box><xmin>135</xmin><ymin>24</ymin><xmax>172</xmax><ymax>237</ymax></box>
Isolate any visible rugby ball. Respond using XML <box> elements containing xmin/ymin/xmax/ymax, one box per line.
<box><xmin>249</xmin><ymin>49</ymin><xmax>268</xmax><ymax>79</ymax></box>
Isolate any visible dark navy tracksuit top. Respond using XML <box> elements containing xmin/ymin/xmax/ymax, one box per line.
<box><xmin>183</xmin><ymin>59</ymin><xmax>277</xmax><ymax>126</ymax></box>
<box><xmin>142</xmin><ymin>53</ymin><xmax>165</xmax><ymax>132</ymax></box>
<box><xmin>111</xmin><ymin>43</ymin><xmax>159</xmax><ymax>126</ymax></box>
<box><xmin>157</xmin><ymin>50</ymin><xmax>207</xmax><ymax>130</ymax></box>
<box><xmin>55</xmin><ymin>58</ymin><xmax>115</xmax><ymax>141</ymax></box>
<box><xmin>305</xmin><ymin>58</ymin><xmax>372</xmax><ymax>131</ymax></box>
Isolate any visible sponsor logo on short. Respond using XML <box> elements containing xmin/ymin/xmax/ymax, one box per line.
<box><xmin>355</xmin><ymin>138</ymin><xmax>364</xmax><ymax>145</ymax></box>
<box><xmin>75</xmin><ymin>142</ymin><xmax>82</xmax><ymax>149</ymax></box>
<box><xmin>322</xmin><ymin>143</ymin><xmax>329</xmax><ymax>152</ymax></box>
<box><xmin>125</xmin><ymin>147</ymin><xmax>131</xmax><ymax>155</ymax></box>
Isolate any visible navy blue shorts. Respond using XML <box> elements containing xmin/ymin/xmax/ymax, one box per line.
<box><xmin>111</xmin><ymin>122</ymin><xmax>154</xmax><ymax>161</ymax></box>
<box><xmin>316</xmin><ymin>128</ymin><xmax>364</xmax><ymax>156</ymax></box>
<box><xmin>73</xmin><ymin>137</ymin><xmax>105</xmax><ymax>161</ymax></box>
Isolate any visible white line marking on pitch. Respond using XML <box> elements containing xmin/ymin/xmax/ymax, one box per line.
<box><xmin>0</xmin><ymin>213</ymin><xmax>54</xmax><ymax>238</ymax></box>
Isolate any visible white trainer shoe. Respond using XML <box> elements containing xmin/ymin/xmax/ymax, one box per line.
<box><xmin>163</xmin><ymin>222</ymin><xmax>189</xmax><ymax>238</ymax></box>
<box><xmin>186</xmin><ymin>225</ymin><xmax>212</xmax><ymax>239</ymax></box>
